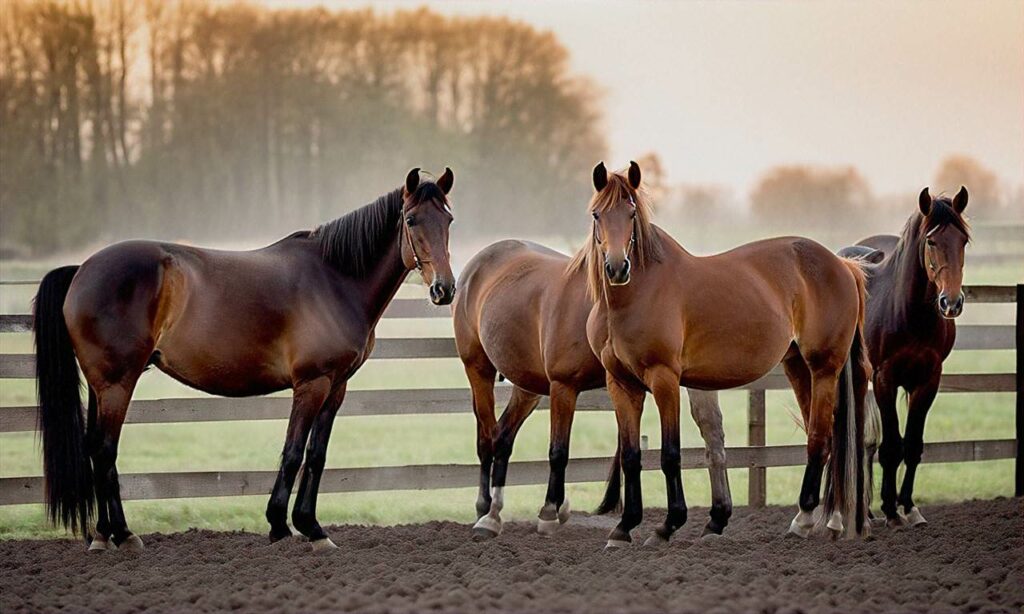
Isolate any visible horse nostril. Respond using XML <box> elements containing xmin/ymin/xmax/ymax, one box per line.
<box><xmin>938</xmin><ymin>295</ymin><xmax>949</xmax><ymax>311</ymax></box>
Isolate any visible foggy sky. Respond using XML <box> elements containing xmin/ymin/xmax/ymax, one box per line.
<box><xmin>259</xmin><ymin>0</ymin><xmax>1024</xmax><ymax>197</ymax></box>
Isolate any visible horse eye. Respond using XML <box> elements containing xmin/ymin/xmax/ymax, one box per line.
<box><xmin>591</xmin><ymin>212</ymin><xmax>599</xmax><ymax>220</ymax></box>
<box><xmin>406</xmin><ymin>215</ymin><xmax>416</xmax><ymax>226</ymax></box>
<box><xmin>926</xmin><ymin>239</ymin><xmax>936</xmax><ymax>247</ymax></box>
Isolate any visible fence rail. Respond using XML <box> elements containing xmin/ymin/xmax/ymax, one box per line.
<box><xmin>0</xmin><ymin>283</ymin><xmax>1020</xmax><ymax>507</ymax></box>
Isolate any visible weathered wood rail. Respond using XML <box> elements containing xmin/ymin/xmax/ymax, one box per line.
<box><xmin>0</xmin><ymin>282</ymin><xmax>1020</xmax><ymax>506</ymax></box>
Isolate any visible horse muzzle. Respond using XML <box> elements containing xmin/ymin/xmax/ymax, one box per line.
<box><xmin>605</xmin><ymin>259</ymin><xmax>631</xmax><ymax>286</ymax></box>
<box><xmin>937</xmin><ymin>291</ymin><xmax>964</xmax><ymax>319</ymax></box>
<box><xmin>429</xmin><ymin>279</ymin><xmax>455</xmax><ymax>305</ymax></box>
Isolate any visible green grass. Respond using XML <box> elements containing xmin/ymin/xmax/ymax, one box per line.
<box><xmin>0</xmin><ymin>253</ymin><xmax>1018</xmax><ymax>540</ymax></box>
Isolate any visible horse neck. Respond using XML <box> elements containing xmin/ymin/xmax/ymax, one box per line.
<box><xmin>883</xmin><ymin>227</ymin><xmax>938</xmax><ymax>324</ymax></box>
<box><xmin>352</xmin><ymin>225</ymin><xmax>409</xmax><ymax>326</ymax></box>
<box><xmin>602</xmin><ymin>226</ymin><xmax>685</xmax><ymax>312</ymax></box>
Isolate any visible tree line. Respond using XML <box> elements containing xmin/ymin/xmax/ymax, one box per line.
<box><xmin>1</xmin><ymin>1</ymin><xmax>606</xmax><ymax>255</ymax></box>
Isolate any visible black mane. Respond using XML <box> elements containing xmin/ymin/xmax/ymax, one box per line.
<box><xmin>313</xmin><ymin>188</ymin><xmax>405</xmax><ymax>276</ymax></box>
<box><xmin>312</xmin><ymin>181</ymin><xmax>448</xmax><ymax>276</ymax></box>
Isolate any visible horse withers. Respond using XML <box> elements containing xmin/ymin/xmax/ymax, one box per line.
<box><xmin>582</xmin><ymin>161</ymin><xmax>871</xmax><ymax>547</ymax></box>
<box><xmin>452</xmin><ymin>240</ymin><xmax>732</xmax><ymax>539</ymax></box>
<box><xmin>34</xmin><ymin>168</ymin><xmax>456</xmax><ymax>552</ymax></box>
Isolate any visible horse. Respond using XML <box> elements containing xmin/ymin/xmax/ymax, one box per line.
<box><xmin>34</xmin><ymin>168</ymin><xmax>456</xmax><ymax>552</ymax></box>
<box><xmin>838</xmin><ymin>187</ymin><xmax>970</xmax><ymax>527</ymax></box>
<box><xmin>452</xmin><ymin>241</ymin><xmax>732</xmax><ymax>539</ymax></box>
<box><xmin>581</xmin><ymin>161</ymin><xmax>870</xmax><ymax>547</ymax></box>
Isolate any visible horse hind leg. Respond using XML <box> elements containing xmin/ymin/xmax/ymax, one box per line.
<box><xmin>91</xmin><ymin>379</ymin><xmax>145</xmax><ymax>552</ymax></box>
<box><xmin>687</xmin><ymin>389</ymin><xmax>732</xmax><ymax>537</ymax></box>
<box><xmin>780</xmin><ymin>353</ymin><xmax>817</xmax><ymax>538</ymax></box>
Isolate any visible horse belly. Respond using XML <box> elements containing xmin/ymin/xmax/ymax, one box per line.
<box><xmin>153</xmin><ymin>344</ymin><xmax>291</xmax><ymax>397</ymax></box>
<box><xmin>479</xmin><ymin>320</ymin><xmax>550</xmax><ymax>395</ymax></box>
<box><xmin>679</xmin><ymin>324</ymin><xmax>791</xmax><ymax>390</ymax></box>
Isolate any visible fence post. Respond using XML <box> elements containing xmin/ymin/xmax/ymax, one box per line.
<box><xmin>748</xmin><ymin>389</ymin><xmax>766</xmax><ymax>507</ymax></box>
<box><xmin>1015</xmin><ymin>284</ymin><xmax>1022</xmax><ymax>497</ymax></box>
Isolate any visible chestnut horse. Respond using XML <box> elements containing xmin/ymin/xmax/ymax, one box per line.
<box><xmin>34</xmin><ymin>168</ymin><xmax>456</xmax><ymax>552</ymax></box>
<box><xmin>581</xmin><ymin>162</ymin><xmax>870</xmax><ymax>547</ymax></box>
<box><xmin>840</xmin><ymin>187</ymin><xmax>970</xmax><ymax>527</ymax></box>
<box><xmin>453</xmin><ymin>241</ymin><xmax>731</xmax><ymax>539</ymax></box>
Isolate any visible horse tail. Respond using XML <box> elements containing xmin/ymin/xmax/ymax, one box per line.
<box><xmin>595</xmin><ymin>441</ymin><xmax>622</xmax><ymax>515</ymax></box>
<box><xmin>863</xmin><ymin>389</ymin><xmax>882</xmax><ymax>514</ymax></box>
<box><xmin>34</xmin><ymin>265</ymin><xmax>94</xmax><ymax>534</ymax></box>
<box><xmin>823</xmin><ymin>261</ymin><xmax>869</xmax><ymax>536</ymax></box>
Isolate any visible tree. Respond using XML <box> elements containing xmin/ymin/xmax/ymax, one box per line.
<box><xmin>933</xmin><ymin>155</ymin><xmax>1003</xmax><ymax>216</ymax></box>
<box><xmin>749</xmin><ymin>165</ymin><xmax>873</xmax><ymax>226</ymax></box>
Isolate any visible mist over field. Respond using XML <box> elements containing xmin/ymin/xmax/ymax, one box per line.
<box><xmin>1</xmin><ymin>0</ymin><xmax>1021</xmax><ymax>267</ymax></box>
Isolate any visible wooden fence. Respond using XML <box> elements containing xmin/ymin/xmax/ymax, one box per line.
<box><xmin>0</xmin><ymin>281</ymin><xmax>1020</xmax><ymax>507</ymax></box>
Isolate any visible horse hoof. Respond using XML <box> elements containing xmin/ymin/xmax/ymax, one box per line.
<box><xmin>557</xmin><ymin>499</ymin><xmax>571</xmax><ymax>524</ymax></box>
<box><xmin>904</xmin><ymin>506</ymin><xmax>927</xmax><ymax>527</ymax></box>
<box><xmin>885</xmin><ymin>516</ymin><xmax>906</xmax><ymax>529</ymax></box>
<box><xmin>311</xmin><ymin>537</ymin><xmax>338</xmax><ymax>552</ymax></box>
<box><xmin>537</xmin><ymin>517</ymin><xmax>560</xmax><ymax>537</ymax></box>
<box><xmin>826</xmin><ymin>511</ymin><xmax>844</xmax><ymax>534</ymax></box>
<box><xmin>701</xmin><ymin>522</ymin><xmax>724</xmax><ymax>538</ymax></box>
<box><xmin>788</xmin><ymin>510</ymin><xmax>813</xmax><ymax>539</ymax></box>
<box><xmin>472</xmin><ymin>514</ymin><xmax>502</xmax><ymax>539</ymax></box>
<box><xmin>861</xmin><ymin>521</ymin><xmax>872</xmax><ymax>539</ymax></box>
<box><xmin>642</xmin><ymin>532</ymin><xmax>670</xmax><ymax>548</ymax></box>
<box><xmin>88</xmin><ymin>536</ymin><xmax>114</xmax><ymax>553</ymax></box>
<box><xmin>604</xmin><ymin>538</ymin><xmax>631</xmax><ymax>550</ymax></box>
<box><xmin>120</xmin><ymin>534</ymin><xmax>144</xmax><ymax>553</ymax></box>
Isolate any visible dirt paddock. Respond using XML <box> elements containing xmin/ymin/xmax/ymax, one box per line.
<box><xmin>1</xmin><ymin>498</ymin><xmax>1021</xmax><ymax>613</ymax></box>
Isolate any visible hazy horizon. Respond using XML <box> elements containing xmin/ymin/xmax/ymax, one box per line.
<box><xmin>260</xmin><ymin>0</ymin><xmax>1024</xmax><ymax>198</ymax></box>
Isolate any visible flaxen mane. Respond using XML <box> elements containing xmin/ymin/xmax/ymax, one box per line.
<box><xmin>567</xmin><ymin>171</ymin><xmax>662</xmax><ymax>300</ymax></box>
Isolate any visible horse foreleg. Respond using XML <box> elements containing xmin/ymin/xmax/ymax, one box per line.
<box><xmin>292</xmin><ymin>382</ymin><xmax>346</xmax><ymax>550</ymax></box>
<box><xmin>687</xmin><ymin>389</ymin><xmax>732</xmax><ymax>537</ymax></box>
<box><xmin>466</xmin><ymin>364</ymin><xmax>499</xmax><ymax>538</ymax></box>
<box><xmin>266</xmin><ymin>377</ymin><xmax>330</xmax><ymax>543</ymax></box>
<box><xmin>645</xmin><ymin>367</ymin><xmax>686</xmax><ymax>546</ymax></box>
<box><xmin>605</xmin><ymin>374</ymin><xmax>646</xmax><ymax>549</ymax></box>
<box><xmin>538</xmin><ymin>383</ymin><xmax>575</xmax><ymax>535</ymax></box>
<box><xmin>898</xmin><ymin>379</ymin><xmax>939</xmax><ymax>527</ymax></box>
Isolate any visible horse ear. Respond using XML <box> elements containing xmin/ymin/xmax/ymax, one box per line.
<box><xmin>405</xmin><ymin>168</ymin><xmax>421</xmax><ymax>195</ymax></box>
<box><xmin>628</xmin><ymin>160</ymin><xmax>641</xmax><ymax>190</ymax></box>
<box><xmin>592</xmin><ymin>161</ymin><xmax>608</xmax><ymax>192</ymax></box>
<box><xmin>437</xmin><ymin>167</ymin><xmax>454</xmax><ymax>195</ymax></box>
<box><xmin>953</xmin><ymin>185</ymin><xmax>968</xmax><ymax>213</ymax></box>
<box><xmin>918</xmin><ymin>187</ymin><xmax>932</xmax><ymax>216</ymax></box>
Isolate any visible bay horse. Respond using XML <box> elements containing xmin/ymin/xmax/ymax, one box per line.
<box><xmin>581</xmin><ymin>162</ymin><xmax>870</xmax><ymax>547</ymax></box>
<box><xmin>839</xmin><ymin>187</ymin><xmax>970</xmax><ymax>527</ymax></box>
<box><xmin>452</xmin><ymin>241</ymin><xmax>732</xmax><ymax>539</ymax></box>
<box><xmin>34</xmin><ymin>168</ymin><xmax>456</xmax><ymax>552</ymax></box>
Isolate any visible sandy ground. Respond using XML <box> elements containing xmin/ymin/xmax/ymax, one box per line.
<box><xmin>1</xmin><ymin>498</ymin><xmax>1021</xmax><ymax>613</ymax></box>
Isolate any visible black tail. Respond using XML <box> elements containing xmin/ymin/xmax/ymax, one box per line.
<box><xmin>595</xmin><ymin>442</ymin><xmax>622</xmax><ymax>515</ymax></box>
<box><xmin>822</xmin><ymin>331</ymin><xmax>867</xmax><ymax>537</ymax></box>
<box><xmin>34</xmin><ymin>265</ymin><xmax>94</xmax><ymax>534</ymax></box>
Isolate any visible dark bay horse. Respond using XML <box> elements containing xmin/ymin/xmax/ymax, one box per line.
<box><xmin>840</xmin><ymin>187</ymin><xmax>970</xmax><ymax>527</ymax></box>
<box><xmin>34</xmin><ymin>168</ymin><xmax>456</xmax><ymax>552</ymax></box>
<box><xmin>581</xmin><ymin>162</ymin><xmax>870</xmax><ymax>547</ymax></box>
<box><xmin>452</xmin><ymin>241</ymin><xmax>731</xmax><ymax>539</ymax></box>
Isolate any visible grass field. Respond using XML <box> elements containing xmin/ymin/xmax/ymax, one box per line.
<box><xmin>0</xmin><ymin>226</ymin><xmax>1019</xmax><ymax>540</ymax></box>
